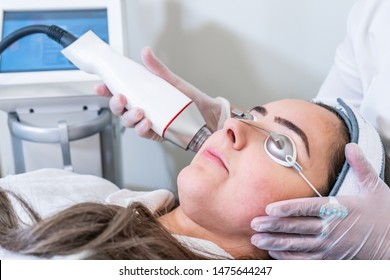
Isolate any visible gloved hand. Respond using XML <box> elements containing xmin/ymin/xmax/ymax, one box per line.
<box><xmin>96</xmin><ymin>47</ymin><xmax>230</xmax><ymax>141</ymax></box>
<box><xmin>251</xmin><ymin>143</ymin><xmax>390</xmax><ymax>259</ymax></box>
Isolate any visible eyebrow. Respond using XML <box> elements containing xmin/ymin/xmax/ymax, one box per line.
<box><xmin>251</xmin><ymin>106</ymin><xmax>311</xmax><ymax>157</ymax></box>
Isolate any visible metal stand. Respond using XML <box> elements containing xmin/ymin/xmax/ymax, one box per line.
<box><xmin>7</xmin><ymin>108</ymin><xmax>118</xmax><ymax>184</ymax></box>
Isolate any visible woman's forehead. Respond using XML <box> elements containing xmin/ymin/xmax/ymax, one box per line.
<box><xmin>262</xmin><ymin>99</ymin><xmax>314</xmax><ymax>113</ymax></box>
<box><xmin>259</xmin><ymin>99</ymin><xmax>338</xmax><ymax>126</ymax></box>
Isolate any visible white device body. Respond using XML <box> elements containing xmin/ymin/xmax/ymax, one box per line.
<box><xmin>62</xmin><ymin>31</ymin><xmax>208</xmax><ymax>150</ymax></box>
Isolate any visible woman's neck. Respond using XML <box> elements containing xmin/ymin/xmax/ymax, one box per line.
<box><xmin>157</xmin><ymin>206</ymin><xmax>268</xmax><ymax>259</ymax></box>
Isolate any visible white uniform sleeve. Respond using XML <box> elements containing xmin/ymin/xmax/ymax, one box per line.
<box><xmin>316</xmin><ymin>0</ymin><xmax>390</xmax><ymax>154</ymax></box>
<box><xmin>315</xmin><ymin>0</ymin><xmax>364</xmax><ymax>107</ymax></box>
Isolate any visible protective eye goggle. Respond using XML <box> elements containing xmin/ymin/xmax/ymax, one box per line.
<box><xmin>232</xmin><ymin>109</ymin><xmax>322</xmax><ymax>197</ymax></box>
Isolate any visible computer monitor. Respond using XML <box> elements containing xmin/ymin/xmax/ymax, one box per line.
<box><xmin>0</xmin><ymin>0</ymin><xmax>126</xmax><ymax>86</ymax></box>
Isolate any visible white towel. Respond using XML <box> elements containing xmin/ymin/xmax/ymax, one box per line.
<box><xmin>320</xmin><ymin>99</ymin><xmax>385</xmax><ymax>195</ymax></box>
<box><xmin>105</xmin><ymin>188</ymin><xmax>175</xmax><ymax>213</ymax></box>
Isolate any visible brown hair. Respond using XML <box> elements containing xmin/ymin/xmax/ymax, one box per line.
<box><xmin>0</xmin><ymin>188</ymin><xmax>212</xmax><ymax>259</ymax></box>
<box><xmin>315</xmin><ymin>102</ymin><xmax>351</xmax><ymax>195</ymax></box>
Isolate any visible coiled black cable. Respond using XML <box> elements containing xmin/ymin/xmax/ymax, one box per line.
<box><xmin>0</xmin><ymin>25</ymin><xmax>77</xmax><ymax>54</ymax></box>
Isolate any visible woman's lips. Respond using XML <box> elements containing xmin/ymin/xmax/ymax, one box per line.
<box><xmin>202</xmin><ymin>148</ymin><xmax>228</xmax><ymax>172</ymax></box>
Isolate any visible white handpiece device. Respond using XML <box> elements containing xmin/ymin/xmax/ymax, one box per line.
<box><xmin>62</xmin><ymin>31</ymin><xmax>210</xmax><ymax>152</ymax></box>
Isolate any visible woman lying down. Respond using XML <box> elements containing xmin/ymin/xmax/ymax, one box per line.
<box><xmin>0</xmin><ymin>98</ymin><xmax>387</xmax><ymax>260</ymax></box>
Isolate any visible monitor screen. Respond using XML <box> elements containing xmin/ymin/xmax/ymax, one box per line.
<box><xmin>0</xmin><ymin>9</ymin><xmax>109</xmax><ymax>73</ymax></box>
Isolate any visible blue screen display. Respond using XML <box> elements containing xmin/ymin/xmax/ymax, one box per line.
<box><xmin>0</xmin><ymin>9</ymin><xmax>109</xmax><ymax>73</ymax></box>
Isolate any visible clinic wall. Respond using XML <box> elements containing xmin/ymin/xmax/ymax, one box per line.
<box><xmin>118</xmin><ymin>0</ymin><xmax>357</xmax><ymax>193</ymax></box>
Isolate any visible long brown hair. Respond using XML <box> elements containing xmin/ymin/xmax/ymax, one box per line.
<box><xmin>0</xmin><ymin>188</ymin><xmax>213</xmax><ymax>259</ymax></box>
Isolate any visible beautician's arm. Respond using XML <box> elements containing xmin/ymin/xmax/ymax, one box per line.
<box><xmin>96</xmin><ymin>47</ymin><xmax>230</xmax><ymax>139</ymax></box>
<box><xmin>251</xmin><ymin>143</ymin><xmax>390</xmax><ymax>259</ymax></box>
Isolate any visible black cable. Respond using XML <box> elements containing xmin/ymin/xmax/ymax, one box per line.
<box><xmin>0</xmin><ymin>24</ymin><xmax>78</xmax><ymax>54</ymax></box>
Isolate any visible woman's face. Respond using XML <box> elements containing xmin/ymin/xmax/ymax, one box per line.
<box><xmin>177</xmin><ymin>99</ymin><xmax>341</xmax><ymax>237</ymax></box>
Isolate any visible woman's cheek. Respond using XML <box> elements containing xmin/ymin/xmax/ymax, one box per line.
<box><xmin>177</xmin><ymin>166</ymin><xmax>196</xmax><ymax>196</ymax></box>
<box><xmin>177</xmin><ymin>165</ymin><xmax>215</xmax><ymax>202</ymax></box>
<box><xmin>243</xmin><ymin>173</ymin><xmax>289</xmax><ymax>213</ymax></box>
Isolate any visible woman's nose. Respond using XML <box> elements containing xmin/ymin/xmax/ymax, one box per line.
<box><xmin>223</xmin><ymin>118</ymin><xmax>248</xmax><ymax>150</ymax></box>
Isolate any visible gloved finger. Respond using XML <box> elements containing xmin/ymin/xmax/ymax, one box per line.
<box><xmin>345</xmin><ymin>143</ymin><xmax>382</xmax><ymax>191</ymax></box>
<box><xmin>109</xmin><ymin>94</ymin><xmax>127</xmax><ymax>116</ymax></box>
<box><xmin>251</xmin><ymin>233</ymin><xmax>323</xmax><ymax>252</ymax></box>
<box><xmin>134</xmin><ymin>118</ymin><xmax>163</xmax><ymax>141</ymax></box>
<box><xmin>134</xmin><ymin>118</ymin><xmax>152</xmax><ymax>136</ymax></box>
<box><xmin>251</xmin><ymin>216</ymin><xmax>323</xmax><ymax>234</ymax></box>
<box><xmin>122</xmin><ymin>108</ymin><xmax>145</xmax><ymax>128</ymax></box>
<box><xmin>95</xmin><ymin>83</ymin><xmax>112</xmax><ymax>97</ymax></box>
<box><xmin>141</xmin><ymin>47</ymin><xmax>176</xmax><ymax>83</ymax></box>
<box><xmin>141</xmin><ymin>47</ymin><xmax>203</xmax><ymax>101</ymax></box>
<box><xmin>265</xmin><ymin>197</ymin><xmax>331</xmax><ymax>217</ymax></box>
